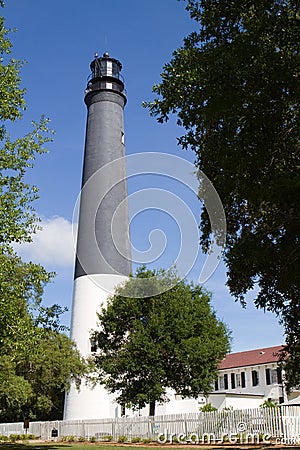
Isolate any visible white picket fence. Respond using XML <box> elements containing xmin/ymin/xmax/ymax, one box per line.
<box><xmin>0</xmin><ymin>406</ymin><xmax>299</xmax><ymax>444</ymax></box>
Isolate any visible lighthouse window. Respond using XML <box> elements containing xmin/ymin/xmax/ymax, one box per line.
<box><xmin>112</xmin><ymin>63</ymin><xmax>120</xmax><ymax>78</ymax></box>
<box><xmin>121</xmin><ymin>132</ymin><xmax>125</xmax><ymax>145</ymax></box>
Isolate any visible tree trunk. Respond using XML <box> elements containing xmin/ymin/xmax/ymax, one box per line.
<box><xmin>149</xmin><ymin>400</ymin><xmax>155</xmax><ymax>416</ymax></box>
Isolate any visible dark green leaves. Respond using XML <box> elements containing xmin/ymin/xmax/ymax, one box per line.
<box><xmin>0</xmin><ymin>12</ymin><xmax>88</xmax><ymax>421</ymax></box>
<box><xmin>145</xmin><ymin>0</ymin><xmax>300</xmax><ymax>389</ymax></box>
<box><xmin>93</xmin><ymin>267</ymin><xmax>230</xmax><ymax>414</ymax></box>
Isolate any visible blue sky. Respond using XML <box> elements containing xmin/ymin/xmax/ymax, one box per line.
<box><xmin>4</xmin><ymin>0</ymin><xmax>283</xmax><ymax>351</ymax></box>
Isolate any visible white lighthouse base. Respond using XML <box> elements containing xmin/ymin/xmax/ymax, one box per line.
<box><xmin>64</xmin><ymin>273</ymin><xmax>128</xmax><ymax>420</ymax></box>
<box><xmin>64</xmin><ymin>381</ymin><xmax>121</xmax><ymax>420</ymax></box>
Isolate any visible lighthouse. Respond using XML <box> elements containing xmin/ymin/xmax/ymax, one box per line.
<box><xmin>64</xmin><ymin>53</ymin><xmax>132</xmax><ymax>420</ymax></box>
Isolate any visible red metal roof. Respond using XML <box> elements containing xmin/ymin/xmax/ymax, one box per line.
<box><xmin>219</xmin><ymin>345</ymin><xmax>285</xmax><ymax>370</ymax></box>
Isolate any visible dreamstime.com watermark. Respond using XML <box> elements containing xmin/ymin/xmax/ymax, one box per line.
<box><xmin>157</xmin><ymin>428</ymin><xmax>300</xmax><ymax>445</ymax></box>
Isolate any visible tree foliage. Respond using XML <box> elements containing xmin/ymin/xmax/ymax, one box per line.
<box><xmin>0</xmin><ymin>10</ymin><xmax>87</xmax><ymax>421</ymax></box>
<box><xmin>92</xmin><ymin>267</ymin><xmax>231</xmax><ymax>415</ymax></box>
<box><xmin>145</xmin><ymin>0</ymin><xmax>300</xmax><ymax>389</ymax></box>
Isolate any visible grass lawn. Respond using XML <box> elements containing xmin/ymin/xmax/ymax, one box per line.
<box><xmin>0</xmin><ymin>444</ymin><xmax>289</xmax><ymax>450</ymax></box>
<box><xmin>0</xmin><ymin>446</ymin><xmax>174</xmax><ymax>450</ymax></box>
<box><xmin>2</xmin><ymin>446</ymin><xmax>143</xmax><ymax>450</ymax></box>
<box><xmin>0</xmin><ymin>445</ymin><xmax>169</xmax><ymax>450</ymax></box>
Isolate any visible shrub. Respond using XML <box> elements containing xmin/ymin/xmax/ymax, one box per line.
<box><xmin>0</xmin><ymin>435</ymin><xmax>8</xmax><ymax>442</ymax></box>
<box><xmin>188</xmin><ymin>434</ymin><xmax>197</xmax><ymax>443</ymax></box>
<box><xmin>142</xmin><ymin>438</ymin><xmax>152</xmax><ymax>444</ymax></box>
<box><xmin>222</xmin><ymin>434</ymin><xmax>229</xmax><ymax>443</ymax></box>
<box><xmin>260</xmin><ymin>399</ymin><xmax>278</xmax><ymax>408</ymax></box>
<box><xmin>117</xmin><ymin>435</ymin><xmax>127</xmax><ymax>443</ymax></box>
<box><xmin>90</xmin><ymin>435</ymin><xmax>97</xmax><ymax>443</ymax></box>
<box><xmin>102</xmin><ymin>435</ymin><xmax>113</xmax><ymax>442</ymax></box>
<box><xmin>27</xmin><ymin>434</ymin><xmax>36</xmax><ymax>440</ymax></box>
<box><xmin>78</xmin><ymin>436</ymin><xmax>86</xmax><ymax>442</ymax></box>
<box><xmin>131</xmin><ymin>436</ymin><xmax>141</xmax><ymax>443</ymax></box>
<box><xmin>157</xmin><ymin>435</ymin><xmax>166</xmax><ymax>443</ymax></box>
<box><xmin>200</xmin><ymin>402</ymin><xmax>218</xmax><ymax>412</ymax></box>
<box><xmin>20</xmin><ymin>434</ymin><xmax>31</xmax><ymax>440</ymax></box>
<box><xmin>67</xmin><ymin>436</ymin><xmax>75</xmax><ymax>442</ymax></box>
<box><xmin>9</xmin><ymin>434</ymin><xmax>21</xmax><ymax>443</ymax></box>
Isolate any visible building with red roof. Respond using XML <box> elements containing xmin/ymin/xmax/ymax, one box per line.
<box><xmin>208</xmin><ymin>345</ymin><xmax>293</xmax><ymax>410</ymax></box>
<box><xmin>126</xmin><ymin>345</ymin><xmax>299</xmax><ymax>415</ymax></box>
<box><xmin>219</xmin><ymin>345</ymin><xmax>284</xmax><ymax>370</ymax></box>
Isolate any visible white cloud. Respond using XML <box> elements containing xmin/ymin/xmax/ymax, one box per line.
<box><xmin>15</xmin><ymin>216</ymin><xmax>77</xmax><ymax>268</ymax></box>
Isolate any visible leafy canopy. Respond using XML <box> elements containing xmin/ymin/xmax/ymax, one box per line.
<box><xmin>145</xmin><ymin>0</ymin><xmax>300</xmax><ymax>390</ymax></box>
<box><xmin>0</xmin><ymin>9</ymin><xmax>87</xmax><ymax>421</ymax></box>
<box><xmin>92</xmin><ymin>266</ymin><xmax>231</xmax><ymax>415</ymax></box>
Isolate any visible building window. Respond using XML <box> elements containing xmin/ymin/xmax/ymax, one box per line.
<box><xmin>214</xmin><ymin>380</ymin><xmax>219</xmax><ymax>391</ymax></box>
<box><xmin>231</xmin><ymin>373</ymin><xmax>236</xmax><ymax>389</ymax></box>
<box><xmin>90</xmin><ymin>338</ymin><xmax>97</xmax><ymax>353</ymax></box>
<box><xmin>265</xmin><ymin>368</ymin><xmax>271</xmax><ymax>385</ymax></box>
<box><xmin>279</xmin><ymin>397</ymin><xmax>284</xmax><ymax>404</ymax></box>
<box><xmin>252</xmin><ymin>370</ymin><xmax>259</xmax><ymax>386</ymax></box>
<box><xmin>219</xmin><ymin>376</ymin><xmax>224</xmax><ymax>390</ymax></box>
<box><xmin>224</xmin><ymin>374</ymin><xmax>228</xmax><ymax>390</ymax></box>
<box><xmin>277</xmin><ymin>367</ymin><xmax>283</xmax><ymax>384</ymax></box>
<box><xmin>271</xmin><ymin>369</ymin><xmax>279</xmax><ymax>384</ymax></box>
<box><xmin>241</xmin><ymin>371</ymin><xmax>246</xmax><ymax>388</ymax></box>
<box><xmin>236</xmin><ymin>373</ymin><xmax>241</xmax><ymax>387</ymax></box>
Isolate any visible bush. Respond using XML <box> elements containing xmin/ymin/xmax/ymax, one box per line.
<box><xmin>200</xmin><ymin>403</ymin><xmax>218</xmax><ymax>412</ymax></box>
<box><xmin>101</xmin><ymin>435</ymin><xmax>113</xmax><ymax>442</ymax></box>
<box><xmin>21</xmin><ymin>434</ymin><xmax>32</xmax><ymax>440</ymax></box>
<box><xmin>260</xmin><ymin>399</ymin><xmax>278</xmax><ymax>408</ymax></box>
<box><xmin>142</xmin><ymin>438</ymin><xmax>152</xmax><ymax>444</ymax></box>
<box><xmin>222</xmin><ymin>435</ymin><xmax>229</xmax><ymax>443</ymax></box>
<box><xmin>9</xmin><ymin>434</ymin><xmax>21</xmax><ymax>442</ymax></box>
<box><xmin>78</xmin><ymin>436</ymin><xmax>86</xmax><ymax>442</ymax></box>
<box><xmin>117</xmin><ymin>435</ymin><xmax>127</xmax><ymax>443</ymax></box>
<box><xmin>90</xmin><ymin>436</ymin><xmax>97</xmax><ymax>443</ymax></box>
<box><xmin>188</xmin><ymin>434</ymin><xmax>197</xmax><ymax>443</ymax></box>
<box><xmin>27</xmin><ymin>434</ymin><xmax>36</xmax><ymax>440</ymax></box>
<box><xmin>157</xmin><ymin>435</ymin><xmax>166</xmax><ymax>443</ymax></box>
<box><xmin>67</xmin><ymin>436</ymin><xmax>75</xmax><ymax>442</ymax></box>
<box><xmin>131</xmin><ymin>436</ymin><xmax>141</xmax><ymax>443</ymax></box>
<box><xmin>0</xmin><ymin>435</ymin><xmax>9</xmax><ymax>442</ymax></box>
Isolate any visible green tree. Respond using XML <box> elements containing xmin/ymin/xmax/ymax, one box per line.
<box><xmin>92</xmin><ymin>267</ymin><xmax>230</xmax><ymax>416</ymax></box>
<box><xmin>200</xmin><ymin>403</ymin><xmax>217</xmax><ymax>412</ymax></box>
<box><xmin>12</xmin><ymin>329</ymin><xmax>86</xmax><ymax>422</ymax></box>
<box><xmin>0</xmin><ymin>10</ymin><xmax>87</xmax><ymax>421</ymax></box>
<box><xmin>145</xmin><ymin>0</ymin><xmax>300</xmax><ymax>389</ymax></box>
<box><xmin>0</xmin><ymin>251</ymin><xmax>88</xmax><ymax>422</ymax></box>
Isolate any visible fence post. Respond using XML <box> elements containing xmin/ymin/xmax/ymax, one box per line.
<box><xmin>184</xmin><ymin>416</ymin><xmax>188</xmax><ymax>438</ymax></box>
